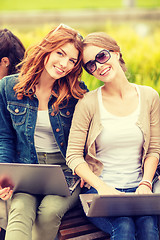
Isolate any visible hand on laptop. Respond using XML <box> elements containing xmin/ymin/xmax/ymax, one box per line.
<box><xmin>0</xmin><ymin>176</ymin><xmax>14</xmax><ymax>200</ymax></box>
<box><xmin>135</xmin><ymin>185</ymin><xmax>152</xmax><ymax>195</ymax></box>
<box><xmin>97</xmin><ymin>183</ymin><xmax>125</xmax><ymax>196</ymax></box>
<box><xmin>0</xmin><ymin>187</ymin><xmax>13</xmax><ymax>200</ymax></box>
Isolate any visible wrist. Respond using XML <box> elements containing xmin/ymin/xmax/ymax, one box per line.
<box><xmin>138</xmin><ymin>180</ymin><xmax>152</xmax><ymax>191</ymax></box>
<box><xmin>95</xmin><ymin>181</ymin><xmax>109</xmax><ymax>192</ymax></box>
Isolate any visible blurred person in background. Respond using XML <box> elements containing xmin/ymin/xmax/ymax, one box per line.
<box><xmin>0</xmin><ymin>28</ymin><xmax>25</xmax><ymax>239</ymax></box>
<box><xmin>0</xmin><ymin>28</ymin><xmax>25</xmax><ymax>80</ymax></box>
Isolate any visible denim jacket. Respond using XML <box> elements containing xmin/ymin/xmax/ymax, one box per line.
<box><xmin>0</xmin><ymin>74</ymin><xmax>87</xmax><ymax>164</ymax></box>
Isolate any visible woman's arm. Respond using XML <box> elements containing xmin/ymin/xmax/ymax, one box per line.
<box><xmin>66</xmin><ymin>93</ymin><xmax>123</xmax><ymax>195</ymax></box>
<box><xmin>0</xmin><ymin>78</ymin><xmax>16</xmax><ymax>198</ymax></box>
<box><xmin>136</xmin><ymin>156</ymin><xmax>159</xmax><ymax>194</ymax></box>
<box><xmin>75</xmin><ymin>162</ymin><xmax>123</xmax><ymax>195</ymax></box>
<box><xmin>0</xmin><ymin>78</ymin><xmax>17</xmax><ymax>163</ymax></box>
<box><xmin>136</xmin><ymin>89</ymin><xmax>160</xmax><ymax>194</ymax></box>
<box><xmin>66</xmin><ymin>95</ymin><xmax>92</xmax><ymax>171</ymax></box>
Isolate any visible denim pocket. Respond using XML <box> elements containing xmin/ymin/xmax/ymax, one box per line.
<box><xmin>7</xmin><ymin>104</ymin><xmax>27</xmax><ymax>126</ymax></box>
<box><xmin>59</xmin><ymin>106</ymin><xmax>74</xmax><ymax>126</ymax></box>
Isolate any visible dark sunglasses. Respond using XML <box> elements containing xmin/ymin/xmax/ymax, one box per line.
<box><xmin>84</xmin><ymin>49</ymin><xmax>111</xmax><ymax>74</ymax></box>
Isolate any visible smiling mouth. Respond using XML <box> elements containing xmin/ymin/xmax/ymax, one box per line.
<box><xmin>54</xmin><ymin>66</ymin><xmax>64</xmax><ymax>74</ymax></box>
<box><xmin>100</xmin><ymin>67</ymin><xmax>111</xmax><ymax>76</ymax></box>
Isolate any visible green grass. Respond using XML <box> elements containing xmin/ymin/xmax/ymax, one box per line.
<box><xmin>0</xmin><ymin>0</ymin><xmax>160</xmax><ymax>11</ymax></box>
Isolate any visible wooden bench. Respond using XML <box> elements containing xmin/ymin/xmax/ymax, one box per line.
<box><xmin>58</xmin><ymin>203</ymin><xmax>110</xmax><ymax>240</ymax></box>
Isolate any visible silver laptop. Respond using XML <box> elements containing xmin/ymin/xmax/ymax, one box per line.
<box><xmin>80</xmin><ymin>193</ymin><xmax>160</xmax><ymax>217</ymax></box>
<box><xmin>0</xmin><ymin>163</ymin><xmax>80</xmax><ymax>196</ymax></box>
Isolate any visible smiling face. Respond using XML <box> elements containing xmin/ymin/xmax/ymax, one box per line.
<box><xmin>83</xmin><ymin>45</ymin><xmax>121</xmax><ymax>83</ymax></box>
<box><xmin>43</xmin><ymin>42</ymin><xmax>79</xmax><ymax>81</ymax></box>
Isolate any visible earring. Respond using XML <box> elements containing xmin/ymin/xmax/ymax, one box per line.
<box><xmin>6</xmin><ymin>64</ymin><xmax>8</xmax><ymax>67</ymax></box>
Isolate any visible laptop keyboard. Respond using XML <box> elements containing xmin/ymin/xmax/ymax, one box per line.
<box><xmin>65</xmin><ymin>175</ymin><xmax>80</xmax><ymax>188</ymax></box>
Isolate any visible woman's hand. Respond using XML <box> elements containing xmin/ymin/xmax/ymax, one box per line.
<box><xmin>80</xmin><ymin>178</ymin><xmax>85</xmax><ymax>188</ymax></box>
<box><xmin>75</xmin><ymin>163</ymin><xmax>125</xmax><ymax>195</ymax></box>
<box><xmin>97</xmin><ymin>182</ymin><xmax>125</xmax><ymax>195</ymax></box>
<box><xmin>0</xmin><ymin>187</ymin><xmax>13</xmax><ymax>200</ymax></box>
<box><xmin>135</xmin><ymin>185</ymin><xmax>152</xmax><ymax>195</ymax></box>
<box><xmin>0</xmin><ymin>176</ymin><xmax>14</xmax><ymax>200</ymax></box>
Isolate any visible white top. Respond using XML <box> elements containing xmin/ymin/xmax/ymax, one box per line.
<box><xmin>96</xmin><ymin>86</ymin><xmax>144</xmax><ymax>189</ymax></box>
<box><xmin>34</xmin><ymin>110</ymin><xmax>60</xmax><ymax>153</ymax></box>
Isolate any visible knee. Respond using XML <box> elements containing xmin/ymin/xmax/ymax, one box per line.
<box><xmin>115</xmin><ymin>217</ymin><xmax>135</xmax><ymax>236</ymax></box>
<box><xmin>39</xmin><ymin>205</ymin><xmax>63</xmax><ymax>224</ymax></box>
<box><xmin>139</xmin><ymin>216</ymin><xmax>158</xmax><ymax>233</ymax></box>
<box><xmin>9</xmin><ymin>194</ymin><xmax>36</xmax><ymax>220</ymax></box>
<box><xmin>10</xmin><ymin>198</ymin><xmax>26</xmax><ymax>214</ymax></box>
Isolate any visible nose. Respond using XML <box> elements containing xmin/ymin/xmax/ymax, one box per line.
<box><xmin>96</xmin><ymin>62</ymin><xmax>103</xmax><ymax>71</ymax></box>
<box><xmin>60</xmin><ymin>57</ymin><xmax>68</xmax><ymax>68</ymax></box>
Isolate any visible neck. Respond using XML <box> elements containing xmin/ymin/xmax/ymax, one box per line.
<box><xmin>0</xmin><ymin>67</ymin><xmax>8</xmax><ymax>80</ymax></box>
<box><xmin>102</xmin><ymin>75</ymin><xmax>132</xmax><ymax>98</ymax></box>
<box><xmin>37</xmin><ymin>70</ymin><xmax>56</xmax><ymax>92</ymax></box>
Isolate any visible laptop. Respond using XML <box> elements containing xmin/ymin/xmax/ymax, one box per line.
<box><xmin>0</xmin><ymin>162</ymin><xmax>80</xmax><ymax>196</ymax></box>
<box><xmin>79</xmin><ymin>193</ymin><xmax>160</xmax><ymax>217</ymax></box>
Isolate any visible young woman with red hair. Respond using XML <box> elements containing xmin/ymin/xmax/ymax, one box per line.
<box><xmin>0</xmin><ymin>24</ymin><xmax>87</xmax><ymax>240</ymax></box>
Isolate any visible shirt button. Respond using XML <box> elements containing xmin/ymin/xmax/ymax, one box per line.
<box><xmin>56</xmin><ymin>128</ymin><xmax>60</xmax><ymax>132</ymax></box>
<box><xmin>66</xmin><ymin>111</ymin><xmax>70</xmax><ymax>116</ymax></box>
<box><xmin>60</xmin><ymin>142</ymin><xmax>64</xmax><ymax>146</ymax></box>
<box><xmin>15</xmin><ymin>108</ymin><xmax>19</xmax><ymax>113</ymax></box>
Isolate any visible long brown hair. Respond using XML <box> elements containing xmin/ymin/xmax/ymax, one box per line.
<box><xmin>14</xmin><ymin>25</ymin><xmax>86</xmax><ymax>113</ymax></box>
<box><xmin>82</xmin><ymin>32</ymin><xmax>127</xmax><ymax>72</ymax></box>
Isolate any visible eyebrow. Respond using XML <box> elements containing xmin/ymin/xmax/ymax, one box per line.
<box><xmin>59</xmin><ymin>47</ymin><xmax>78</xmax><ymax>61</ymax></box>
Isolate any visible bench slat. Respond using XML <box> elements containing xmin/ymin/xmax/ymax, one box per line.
<box><xmin>59</xmin><ymin>216</ymin><xmax>88</xmax><ymax>230</ymax></box>
<box><xmin>58</xmin><ymin>203</ymin><xmax>109</xmax><ymax>240</ymax></box>
<box><xmin>66</xmin><ymin>231</ymin><xmax>110</xmax><ymax>240</ymax></box>
<box><xmin>58</xmin><ymin>223</ymin><xmax>99</xmax><ymax>239</ymax></box>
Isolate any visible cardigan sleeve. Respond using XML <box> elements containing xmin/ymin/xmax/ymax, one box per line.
<box><xmin>145</xmin><ymin>88</ymin><xmax>160</xmax><ymax>160</ymax></box>
<box><xmin>66</xmin><ymin>93</ymin><xmax>93</xmax><ymax>172</ymax></box>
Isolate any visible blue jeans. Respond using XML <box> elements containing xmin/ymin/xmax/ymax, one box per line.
<box><xmin>84</xmin><ymin>187</ymin><xmax>159</xmax><ymax>240</ymax></box>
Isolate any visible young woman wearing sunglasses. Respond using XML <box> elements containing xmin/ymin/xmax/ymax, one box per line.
<box><xmin>66</xmin><ymin>32</ymin><xmax>160</xmax><ymax>240</ymax></box>
<box><xmin>0</xmin><ymin>24</ymin><xmax>87</xmax><ymax>240</ymax></box>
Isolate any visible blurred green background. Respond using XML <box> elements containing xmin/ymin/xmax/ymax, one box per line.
<box><xmin>0</xmin><ymin>0</ymin><xmax>160</xmax><ymax>92</ymax></box>
<box><xmin>0</xmin><ymin>0</ymin><xmax>160</xmax><ymax>10</ymax></box>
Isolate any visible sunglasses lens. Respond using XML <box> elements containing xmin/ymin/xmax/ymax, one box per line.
<box><xmin>85</xmin><ymin>61</ymin><xmax>96</xmax><ymax>74</ymax></box>
<box><xmin>96</xmin><ymin>50</ymin><xmax>110</xmax><ymax>63</ymax></box>
<box><xmin>84</xmin><ymin>50</ymin><xmax>111</xmax><ymax>74</ymax></box>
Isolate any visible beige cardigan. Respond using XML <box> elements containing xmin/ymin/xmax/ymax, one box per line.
<box><xmin>66</xmin><ymin>85</ymin><xmax>160</xmax><ymax>177</ymax></box>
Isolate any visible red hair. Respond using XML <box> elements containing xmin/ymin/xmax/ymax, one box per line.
<box><xmin>14</xmin><ymin>26</ymin><xmax>86</xmax><ymax>113</ymax></box>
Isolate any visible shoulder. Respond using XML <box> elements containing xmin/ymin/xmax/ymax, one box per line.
<box><xmin>0</xmin><ymin>74</ymin><xmax>19</xmax><ymax>89</ymax></box>
<box><xmin>138</xmin><ymin>84</ymin><xmax>159</xmax><ymax>97</ymax></box>
<box><xmin>0</xmin><ymin>74</ymin><xmax>19</xmax><ymax>99</ymax></box>
<box><xmin>136</xmin><ymin>84</ymin><xmax>160</xmax><ymax>108</ymax></box>
<box><xmin>136</xmin><ymin>84</ymin><xmax>159</xmax><ymax>102</ymax></box>
<box><xmin>75</xmin><ymin>88</ymin><xmax>99</xmax><ymax>115</ymax></box>
<box><xmin>79</xmin><ymin>88</ymin><xmax>98</xmax><ymax>103</ymax></box>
